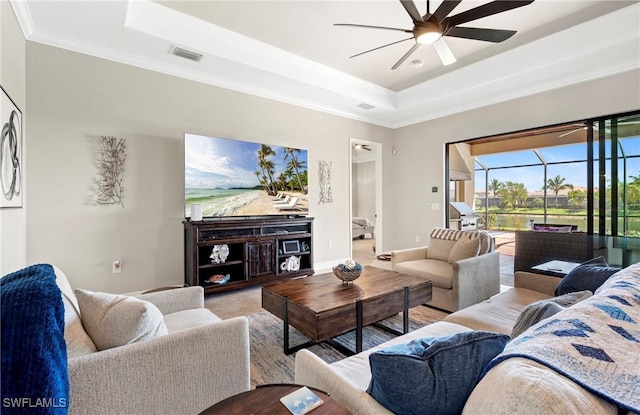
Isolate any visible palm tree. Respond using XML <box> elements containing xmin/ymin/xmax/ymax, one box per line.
<box><xmin>283</xmin><ymin>147</ymin><xmax>307</xmax><ymax>194</ymax></box>
<box><xmin>257</xmin><ymin>145</ymin><xmax>277</xmax><ymax>195</ymax></box>
<box><xmin>545</xmin><ymin>175</ymin><xmax>574</xmax><ymax>208</ymax></box>
<box><xmin>277</xmin><ymin>172</ymin><xmax>288</xmax><ymax>191</ymax></box>
<box><xmin>488</xmin><ymin>179</ymin><xmax>502</xmax><ymax>208</ymax></box>
<box><xmin>254</xmin><ymin>170</ymin><xmax>266</xmax><ymax>191</ymax></box>
<box><xmin>283</xmin><ymin>166</ymin><xmax>295</xmax><ymax>191</ymax></box>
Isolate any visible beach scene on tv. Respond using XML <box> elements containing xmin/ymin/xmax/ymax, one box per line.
<box><xmin>184</xmin><ymin>134</ymin><xmax>308</xmax><ymax>218</ymax></box>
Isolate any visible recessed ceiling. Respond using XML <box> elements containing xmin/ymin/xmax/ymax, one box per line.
<box><xmin>156</xmin><ymin>0</ymin><xmax>632</xmax><ymax>91</ymax></box>
<box><xmin>10</xmin><ymin>0</ymin><xmax>640</xmax><ymax>128</ymax></box>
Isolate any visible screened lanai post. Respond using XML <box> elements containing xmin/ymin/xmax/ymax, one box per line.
<box><xmin>474</xmin><ymin>158</ymin><xmax>489</xmax><ymax>230</ymax></box>
<box><xmin>533</xmin><ymin>149</ymin><xmax>548</xmax><ymax>223</ymax></box>
<box><xmin>610</xmin><ymin>118</ymin><xmax>619</xmax><ymax>238</ymax></box>
<box><xmin>587</xmin><ymin>121</ymin><xmax>595</xmax><ymax>246</ymax></box>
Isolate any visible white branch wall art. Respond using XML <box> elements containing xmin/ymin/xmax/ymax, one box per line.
<box><xmin>318</xmin><ymin>160</ymin><xmax>333</xmax><ymax>204</ymax></box>
<box><xmin>96</xmin><ymin>135</ymin><xmax>126</xmax><ymax>207</ymax></box>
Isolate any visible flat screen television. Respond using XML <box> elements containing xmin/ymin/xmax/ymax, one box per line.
<box><xmin>184</xmin><ymin>133</ymin><xmax>308</xmax><ymax>218</ymax></box>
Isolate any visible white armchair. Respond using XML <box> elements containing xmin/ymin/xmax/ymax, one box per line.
<box><xmin>391</xmin><ymin>228</ymin><xmax>500</xmax><ymax>312</ymax></box>
<box><xmin>54</xmin><ymin>267</ymin><xmax>250</xmax><ymax>415</ymax></box>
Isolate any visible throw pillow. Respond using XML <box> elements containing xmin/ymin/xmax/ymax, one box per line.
<box><xmin>367</xmin><ymin>331</ymin><xmax>510</xmax><ymax>415</ymax></box>
<box><xmin>448</xmin><ymin>234</ymin><xmax>481</xmax><ymax>263</ymax></box>
<box><xmin>75</xmin><ymin>289</ymin><xmax>168</xmax><ymax>351</ymax></box>
<box><xmin>554</xmin><ymin>256</ymin><xmax>621</xmax><ymax>296</ymax></box>
<box><xmin>426</xmin><ymin>238</ymin><xmax>455</xmax><ymax>262</ymax></box>
<box><xmin>511</xmin><ymin>290</ymin><xmax>592</xmax><ymax>338</ymax></box>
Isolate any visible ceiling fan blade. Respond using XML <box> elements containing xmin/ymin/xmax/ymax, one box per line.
<box><xmin>349</xmin><ymin>37</ymin><xmax>414</xmax><ymax>59</ymax></box>
<box><xmin>432</xmin><ymin>38</ymin><xmax>456</xmax><ymax>65</ymax></box>
<box><xmin>392</xmin><ymin>43</ymin><xmax>421</xmax><ymax>70</ymax></box>
<box><xmin>334</xmin><ymin>23</ymin><xmax>412</xmax><ymax>33</ymax></box>
<box><xmin>445</xmin><ymin>26</ymin><xmax>516</xmax><ymax>43</ymax></box>
<box><xmin>432</xmin><ymin>0</ymin><xmax>462</xmax><ymax>21</ymax></box>
<box><xmin>447</xmin><ymin>1</ymin><xmax>534</xmax><ymax>27</ymax></box>
<box><xmin>400</xmin><ymin>0</ymin><xmax>423</xmax><ymax>23</ymax></box>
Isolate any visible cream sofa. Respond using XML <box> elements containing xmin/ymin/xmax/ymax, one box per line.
<box><xmin>391</xmin><ymin>228</ymin><xmax>500</xmax><ymax>312</ymax></box>
<box><xmin>295</xmin><ymin>265</ymin><xmax>640</xmax><ymax>414</ymax></box>
<box><xmin>5</xmin><ymin>264</ymin><xmax>250</xmax><ymax>415</ymax></box>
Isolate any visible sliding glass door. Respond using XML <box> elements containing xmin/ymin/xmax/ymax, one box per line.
<box><xmin>589</xmin><ymin>112</ymin><xmax>640</xmax><ymax>267</ymax></box>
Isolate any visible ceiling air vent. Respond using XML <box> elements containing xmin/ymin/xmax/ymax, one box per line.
<box><xmin>170</xmin><ymin>46</ymin><xmax>203</xmax><ymax>62</ymax></box>
<box><xmin>357</xmin><ymin>103</ymin><xmax>375</xmax><ymax>110</ymax></box>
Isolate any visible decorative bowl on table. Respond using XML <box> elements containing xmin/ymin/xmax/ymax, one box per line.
<box><xmin>332</xmin><ymin>259</ymin><xmax>363</xmax><ymax>285</ymax></box>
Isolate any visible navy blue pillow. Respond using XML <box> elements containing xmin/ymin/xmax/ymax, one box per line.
<box><xmin>555</xmin><ymin>256</ymin><xmax>621</xmax><ymax>296</ymax></box>
<box><xmin>366</xmin><ymin>331</ymin><xmax>509</xmax><ymax>415</ymax></box>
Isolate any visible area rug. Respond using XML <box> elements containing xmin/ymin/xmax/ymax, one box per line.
<box><xmin>248</xmin><ymin>306</ymin><xmax>448</xmax><ymax>388</ymax></box>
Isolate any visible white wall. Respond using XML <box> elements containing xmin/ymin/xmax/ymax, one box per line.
<box><xmin>25</xmin><ymin>43</ymin><xmax>393</xmax><ymax>292</ymax></box>
<box><xmin>390</xmin><ymin>69</ymin><xmax>640</xmax><ymax>250</ymax></box>
<box><xmin>0</xmin><ymin>2</ymin><xmax>27</xmax><ymax>275</ymax></box>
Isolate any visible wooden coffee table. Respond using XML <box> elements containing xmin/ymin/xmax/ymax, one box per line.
<box><xmin>262</xmin><ymin>266</ymin><xmax>432</xmax><ymax>355</ymax></box>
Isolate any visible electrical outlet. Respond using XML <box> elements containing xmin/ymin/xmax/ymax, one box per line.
<box><xmin>426</xmin><ymin>202</ymin><xmax>431</xmax><ymax>209</ymax></box>
<box><xmin>112</xmin><ymin>260</ymin><xmax>122</xmax><ymax>273</ymax></box>
<box><xmin>415</xmin><ymin>236</ymin><xmax>420</xmax><ymax>243</ymax></box>
<box><xmin>327</xmin><ymin>240</ymin><xmax>333</xmax><ymax>248</ymax></box>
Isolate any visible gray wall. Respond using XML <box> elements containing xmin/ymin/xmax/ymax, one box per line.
<box><xmin>0</xmin><ymin>2</ymin><xmax>27</xmax><ymax>275</ymax></box>
<box><xmin>389</xmin><ymin>69</ymin><xmax>640</xmax><ymax>250</ymax></box>
<box><xmin>25</xmin><ymin>43</ymin><xmax>393</xmax><ymax>292</ymax></box>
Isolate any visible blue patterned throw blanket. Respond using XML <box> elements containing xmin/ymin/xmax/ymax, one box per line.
<box><xmin>484</xmin><ymin>263</ymin><xmax>640</xmax><ymax>412</ymax></box>
<box><xmin>1</xmin><ymin>264</ymin><xmax>69</xmax><ymax>414</ymax></box>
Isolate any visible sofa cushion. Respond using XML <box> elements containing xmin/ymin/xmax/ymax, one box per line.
<box><xmin>75</xmin><ymin>289</ymin><xmax>168</xmax><ymax>351</ymax></box>
<box><xmin>445</xmin><ymin>287</ymin><xmax>551</xmax><ymax>334</ymax></box>
<box><xmin>426</xmin><ymin>238</ymin><xmax>456</xmax><ymax>262</ymax></box>
<box><xmin>163</xmin><ymin>308</ymin><xmax>222</xmax><ymax>333</ymax></box>
<box><xmin>510</xmin><ymin>290</ymin><xmax>591</xmax><ymax>338</ymax></box>
<box><xmin>448</xmin><ymin>234</ymin><xmax>480</xmax><ymax>263</ymax></box>
<box><xmin>555</xmin><ymin>256</ymin><xmax>620</xmax><ymax>296</ymax></box>
<box><xmin>394</xmin><ymin>259</ymin><xmax>454</xmax><ymax>289</ymax></box>
<box><xmin>367</xmin><ymin>331</ymin><xmax>509</xmax><ymax>415</ymax></box>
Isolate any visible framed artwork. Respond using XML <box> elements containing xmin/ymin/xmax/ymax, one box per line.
<box><xmin>1</xmin><ymin>86</ymin><xmax>23</xmax><ymax>208</ymax></box>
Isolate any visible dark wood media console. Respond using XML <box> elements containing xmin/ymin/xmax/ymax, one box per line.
<box><xmin>183</xmin><ymin>217</ymin><xmax>314</xmax><ymax>293</ymax></box>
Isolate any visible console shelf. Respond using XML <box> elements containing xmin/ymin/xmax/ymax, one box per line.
<box><xmin>183</xmin><ymin>217</ymin><xmax>314</xmax><ymax>293</ymax></box>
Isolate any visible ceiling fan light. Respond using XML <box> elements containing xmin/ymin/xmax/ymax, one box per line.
<box><xmin>415</xmin><ymin>22</ymin><xmax>442</xmax><ymax>45</ymax></box>
<box><xmin>416</xmin><ymin>31</ymin><xmax>441</xmax><ymax>45</ymax></box>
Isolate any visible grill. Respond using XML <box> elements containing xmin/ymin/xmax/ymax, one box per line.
<box><xmin>449</xmin><ymin>202</ymin><xmax>478</xmax><ymax>231</ymax></box>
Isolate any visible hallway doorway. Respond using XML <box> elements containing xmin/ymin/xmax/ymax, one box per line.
<box><xmin>350</xmin><ymin>138</ymin><xmax>382</xmax><ymax>263</ymax></box>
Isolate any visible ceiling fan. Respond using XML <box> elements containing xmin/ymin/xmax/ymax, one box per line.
<box><xmin>353</xmin><ymin>144</ymin><xmax>373</xmax><ymax>151</ymax></box>
<box><xmin>335</xmin><ymin>0</ymin><xmax>534</xmax><ymax>69</ymax></box>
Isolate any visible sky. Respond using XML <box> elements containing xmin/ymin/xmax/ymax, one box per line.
<box><xmin>184</xmin><ymin>134</ymin><xmax>308</xmax><ymax>189</ymax></box>
<box><xmin>474</xmin><ymin>137</ymin><xmax>640</xmax><ymax>192</ymax></box>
